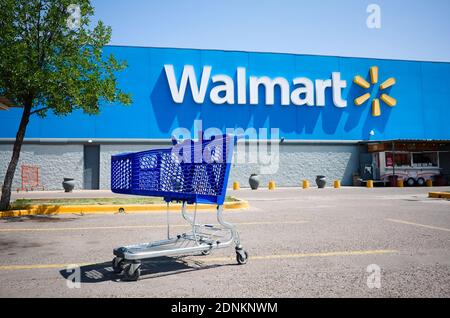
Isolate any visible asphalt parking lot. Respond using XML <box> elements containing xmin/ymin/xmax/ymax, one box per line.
<box><xmin>1</xmin><ymin>187</ymin><xmax>450</xmax><ymax>298</ymax></box>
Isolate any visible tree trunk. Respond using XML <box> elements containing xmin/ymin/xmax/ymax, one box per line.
<box><xmin>0</xmin><ymin>101</ymin><xmax>32</xmax><ymax>211</ymax></box>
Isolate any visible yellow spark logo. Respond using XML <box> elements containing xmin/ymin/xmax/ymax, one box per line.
<box><xmin>353</xmin><ymin>66</ymin><xmax>397</xmax><ymax>117</ymax></box>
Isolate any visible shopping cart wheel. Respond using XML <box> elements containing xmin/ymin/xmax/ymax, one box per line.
<box><xmin>123</xmin><ymin>263</ymin><xmax>141</xmax><ymax>281</ymax></box>
<box><xmin>236</xmin><ymin>250</ymin><xmax>248</xmax><ymax>265</ymax></box>
<box><xmin>112</xmin><ymin>257</ymin><xmax>124</xmax><ymax>274</ymax></box>
<box><xmin>201</xmin><ymin>249</ymin><xmax>211</xmax><ymax>256</ymax></box>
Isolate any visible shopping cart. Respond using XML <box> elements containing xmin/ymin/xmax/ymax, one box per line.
<box><xmin>110</xmin><ymin>133</ymin><xmax>248</xmax><ymax>280</ymax></box>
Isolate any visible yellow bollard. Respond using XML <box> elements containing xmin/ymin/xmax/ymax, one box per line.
<box><xmin>302</xmin><ymin>180</ymin><xmax>309</xmax><ymax>189</ymax></box>
<box><xmin>367</xmin><ymin>180</ymin><xmax>374</xmax><ymax>188</ymax></box>
<box><xmin>334</xmin><ymin>180</ymin><xmax>341</xmax><ymax>189</ymax></box>
<box><xmin>268</xmin><ymin>181</ymin><xmax>276</xmax><ymax>190</ymax></box>
<box><xmin>426</xmin><ymin>179</ymin><xmax>433</xmax><ymax>187</ymax></box>
<box><xmin>396</xmin><ymin>179</ymin><xmax>404</xmax><ymax>188</ymax></box>
<box><xmin>233</xmin><ymin>182</ymin><xmax>240</xmax><ymax>190</ymax></box>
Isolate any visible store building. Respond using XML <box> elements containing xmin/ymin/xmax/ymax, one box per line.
<box><xmin>1</xmin><ymin>46</ymin><xmax>450</xmax><ymax>190</ymax></box>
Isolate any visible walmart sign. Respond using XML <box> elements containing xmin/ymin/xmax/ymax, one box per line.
<box><xmin>164</xmin><ymin>65</ymin><xmax>348</xmax><ymax>108</ymax></box>
<box><xmin>1</xmin><ymin>46</ymin><xmax>449</xmax><ymax>141</ymax></box>
<box><xmin>164</xmin><ymin>64</ymin><xmax>398</xmax><ymax>118</ymax></box>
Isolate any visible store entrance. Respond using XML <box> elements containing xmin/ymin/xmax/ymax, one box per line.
<box><xmin>83</xmin><ymin>145</ymin><xmax>100</xmax><ymax>190</ymax></box>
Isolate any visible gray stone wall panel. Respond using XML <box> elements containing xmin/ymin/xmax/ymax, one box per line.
<box><xmin>0</xmin><ymin>144</ymin><xmax>83</xmax><ymax>191</ymax></box>
<box><xmin>1</xmin><ymin>143</ymin><xmax>360</xmax><ymax>191</ymax></box>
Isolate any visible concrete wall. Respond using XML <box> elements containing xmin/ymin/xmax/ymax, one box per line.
<box><xmin>100</xmin><ymin>142</ymin><xmax>360</xmax><ymax>189</ymax></box>
<box><xmin>228</xmin><ymin>143</ymin><xmax>360</xmax><ymax>188</ymax></box>
<box><xmin>0</xmin><ymin>142</ymin><xmax>360</xmax><ymax>191</ymax></box>
<box><xmin>0</xmin><ymin>144</ymin><xmax>84</xmax><ymax>191</ymax></box>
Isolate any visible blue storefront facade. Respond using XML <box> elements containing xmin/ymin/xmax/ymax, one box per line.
<box><xmin>1</xmin><ymin>46</ymin><xmax>450</xmax><ymax>190</ymax></box>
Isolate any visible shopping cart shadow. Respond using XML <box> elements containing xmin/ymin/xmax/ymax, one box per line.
<box><xmin>58</xmin><ymin>256</ymin><xmax>229</xmax><ymax>283</ymax></box>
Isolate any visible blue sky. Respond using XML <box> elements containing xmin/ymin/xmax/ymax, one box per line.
<box><xmin>91</xmin><ymin>0</ymin><xmax>450</xmax><ymax>62</ymax></box>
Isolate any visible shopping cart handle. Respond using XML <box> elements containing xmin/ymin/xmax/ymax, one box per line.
<box><xmin>234</xmin><ymin>134</ymin><xmax>244</xmax><ymax>145</ymax></box>
<box><xmin>171</xmin><ymin>136</ymin><xmax>179</xmax><ymax>145</ymax></box>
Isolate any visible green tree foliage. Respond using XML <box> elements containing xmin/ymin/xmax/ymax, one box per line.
<box><xmin>0</xmin><ymin>0</ymin><xmax>132</xmax><ymax>210</ymax></box>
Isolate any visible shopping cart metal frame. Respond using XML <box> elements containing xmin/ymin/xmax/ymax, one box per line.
<box><xmin>110</xmin><ymin>133</ymin><xmax>247</xmax><ymax>281</ymax></box>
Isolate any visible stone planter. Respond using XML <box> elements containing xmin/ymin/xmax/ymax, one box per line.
<box><xmin>62</xmin><ymin>178</ymin><xmax>75</xmax><ymax>193</ymax></box>
<box><xmin>315</xmin><ymin>175</ymin><xmax>326</xmax><ymax>189</ymax></box>
<box><xmin>249</xmin><ymin>174</ymin><xmax>260</xmax><ymax>190</ymax></box>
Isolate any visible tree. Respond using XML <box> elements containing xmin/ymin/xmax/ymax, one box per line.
<box><xmin>0</xmin><ymin>0</ymin><xmax>132</xmax><ymax>210</ymax></box>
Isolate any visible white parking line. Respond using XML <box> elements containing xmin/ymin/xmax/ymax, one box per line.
<box><xmin>386</xmin><ymin>218</ymin><xmax>450</xmax><ymax>233</ymax></box>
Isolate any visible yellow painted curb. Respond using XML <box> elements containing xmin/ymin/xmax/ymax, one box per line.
<box><xmin>428</xmin><ymin>192</ymin><xmax>450</xmax><ymax>199</ymax></box>
<box><xmin>0</xmin><ymin>200</ymin><xmax>249</xmax><ymax>218</ymax></box>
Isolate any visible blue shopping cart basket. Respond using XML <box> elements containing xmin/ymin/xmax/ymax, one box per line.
<box><xmin>110</xmin><ymin>134</ymin><xmax>247</xmax><ymax>281</ymax></box>
<box><xmin>111</xmin><ymin>134</ymin><xmax>233</xmax><ymax>205</ymax></box>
